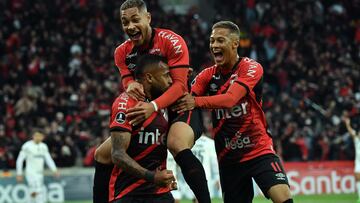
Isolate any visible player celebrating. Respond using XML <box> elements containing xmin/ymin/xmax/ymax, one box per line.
<box><xmin>343</xmin><ymin>115</ymin><xmax>360</xmax><ymax>203</ymax></box>
<box><xmin>173</xmin><ymin>21</ymin><xmax>293</xmax><ymax>203</ymax></box>
<box><xmin>93</xmin><ymin>1</ymin><xmax>210</xmax><ymax>203</ymax></box>
<box><xmin>109</xmin><ymin>54</ymin><xmax>177</xmax><ymax>203</ymax></box>
<box><xmin>16</xmin><ymin>131</ymin><xmax>59</xmax><ymax>203</ymax></box>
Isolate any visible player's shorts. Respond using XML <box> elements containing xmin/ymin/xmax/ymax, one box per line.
<box><xmin>355</xmin><ymin>161</ymin><xmax>360</xmax><ymax>173</ymax></box>
<box><xmin>111</xmin><ymin>192</ymin><xmax>174</xmax><ymax>203</ymax></box>
<box><xmin>25</xmin><ymin>174</ymin><xmax>44</xmax><ymax>194</ymax></box>
<box><xmin>168</xmin><ymin>108</ymin><xmax>204</xmax><ymax>141</ymax></box>
<box><xmin>219</xmin><ymin>153</ymin><xmax>289</xmax><ymax>203</ymax></box>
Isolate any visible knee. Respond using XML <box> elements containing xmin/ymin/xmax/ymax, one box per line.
<box><xmin>167</xmin><ymin>128</ymin><xmax>194</xmax><ymax>156</ymax></box>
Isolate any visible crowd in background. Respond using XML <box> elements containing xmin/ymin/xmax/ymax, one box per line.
<box><xmin>1</xmin><ymin>0</ymin><xmax>360</xmax><ymax>169</ymax></box>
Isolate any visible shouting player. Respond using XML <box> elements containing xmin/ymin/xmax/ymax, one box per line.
<box><xmin>93</xmin><ymin>1</ymin><xmax>210</xmax><ymax>202</ymax></box>
<box><xmin>109</xmin><ymin>54</ymin><xmax>176</xmax><ymax>203</ymax></box>
<box><xmin>173</xmin><ymin>21</ymin><xmax>293</xmax><ymax>203</ymax></box>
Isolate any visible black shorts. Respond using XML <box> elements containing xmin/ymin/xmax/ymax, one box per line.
<box><xmin>112</xmin><ymin>192</ymin><xmax>174</xmax><ymax>203</ymax></box>
<box><xmin>168</xmin><ymin>108</ymin><xmax>204</xmax><ymax>141</ymax></box>
<box><xmin>219</xmin><ymin>153</ymin><xmax>289</xmax><ymax>203</ymax></box>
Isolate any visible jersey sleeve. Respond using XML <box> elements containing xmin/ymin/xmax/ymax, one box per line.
<box><xmin>234</xmin><ymin>59</ymin><xmax>263</xmax><ymax>93</ymax></box>
<box><xmin>114</xmin><ymin>45</ymin><xmax>135</xmax><ymax>89</ymax></box>
<box><xmin>152</xmin><ymin>32</ymin><xmax>190</xmax><ymax>109</ymax></box>
<box><xmin>191</xmin><ymin>67</ymin><xmax>214</xmax><ymax>96</ymax></box>
<box><xmin>109</xmin><ymin>93</ymin><xmax>137</xmax><ymax>132</ymax></box>
<box><xmin>165</xmin><ymin>33</ymin><xmax>190</xmax><ymax>68</ymax></box>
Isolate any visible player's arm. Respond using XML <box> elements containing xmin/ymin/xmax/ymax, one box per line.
<box><xmin>114</xmin><ymin>46</ymin><xmax>145</xmax><ymax>101</ymax></box>
<box><xmin>152</xmin><ymin>33</ymin><xmax>191</xmax><ymax>110</ymax></box>
<box><xmin>343</xmin><ymin>117</ymin><xmax>357</xmax><ymax>139</ymax></box>
<box><xmin>111</xmin><ymin>130</ymin><xmax>175</xmax><ymax>186</ymax></box>
<box><xmin>44</xmin><ymin>145</ymin><xmax>59</xmax><ymax>177</ymax></box>
<box><xmin>16</xmin><ymin>146</ymin><xmax>27</xmax><ymax>182</ymax></box>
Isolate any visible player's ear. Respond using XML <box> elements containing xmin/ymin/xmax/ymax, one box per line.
<box><xmin>146</xmin><ymin>12</ymin><xmax>151</xmax><ymax>24</ymax></box>
<box><xmin>144</xmin><ymin>72</ymin><xmax>153</xmax><ymax>83</ymax></box>
<box><xmin>232</xmin><ymin>36</ymin><xmax>239</xmax><ymax>50</ymax></box>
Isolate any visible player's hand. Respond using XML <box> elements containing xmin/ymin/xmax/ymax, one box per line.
<box><xmin>127</xmin><ymin>81</ymin><xmax>145</xmax><ymax>101</ymax></box>
<box><xmin>126</xmin><ymin>101</ymin><xmax>155</xmax><ymax>126</ymax></box>
<box><xmin>54</xmin><ymin>171</ymin><xmax>60</xmax><ymax>179</ymax></box>
<box><xmin>153</xmin><ymin>169</ymin><xmax>176</xmax><ymax>187</ymax></box>
<box><xmin>16</xmin><ymin>175</ymin><xmax>23</xmax><ymax>182</ymax></box>
<box><xmin>171</xmin><ymin>92</ymin><xmax>195</xmax><ymax>113</ymax></box>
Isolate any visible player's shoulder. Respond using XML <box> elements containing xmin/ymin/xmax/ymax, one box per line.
<box><xmin>114</xmin><ymin>40</ymin><xmax>132</xmax><ymax>55</ymax></box>
<box><xmin>155</xmin><ymin>28</ymin><xmax>184</xmax><ymax>39</ymax></box>
<box><xmin>199</xmin><ymin>65</ymin><xmax>217</xmax><ymax>77</ymax></box>
<box><xmin>112</xmin><ymin>92</ymin><xmax>138</xmax><ymax>110</ymax></box>
<box><xmin>239</xmin><ymin>57</ymin><xmax>262</xmax><ymax>69</ymax></box>
<box><xmin>23</xmin><ymin>141</ymin><xmax>32</xmax><ymax>148</ymax></box>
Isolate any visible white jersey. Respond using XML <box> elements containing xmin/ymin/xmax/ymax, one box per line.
<box><xmin>16</xmin><ymin>140</ymin><xmax>57</xmax><ymax>177</ymax></box>
<box><xmin>355</xmin><ymin>137</ymin><xmax>360</xmax><ymax>161</ymax></box>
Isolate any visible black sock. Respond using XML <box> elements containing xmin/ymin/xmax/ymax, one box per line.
<box><xmin>283</xmin><ymin>199</ymin><xmax>294</xmax><ymax>203</ymax></box>
<box><xmin>174</xmin><ymin>149</ymin><xmax>211</xmax><ymax>203</ymax></box>
<box><xmin>93</xmin><ymin>161</ymin><xmax>114</xmax><ymax>203</ymax></box>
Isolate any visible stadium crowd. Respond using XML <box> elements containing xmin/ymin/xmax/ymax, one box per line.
<box><xmin>1</xmin><ymin>0</ymin><xmax>360</xmax><ymax>169</ymax></box>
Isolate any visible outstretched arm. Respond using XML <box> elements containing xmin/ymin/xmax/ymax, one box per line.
<box><xmin>343</xmin><ymin>117</ymin><xmax>357</xmax><ymax>139</ymax></box>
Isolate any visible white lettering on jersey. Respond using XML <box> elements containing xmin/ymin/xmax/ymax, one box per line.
<box><xmin>117</xmin><ymin>94</ymin><xmax>130</xmax><ymax>110</ymax></box>
<box><xmin>158</xmin><ymin>31</ymin><xmax>183</xmax><ymax>54</ymax></box>
<box><xmin>138</xmin><ymin>129</ymin><xmax>165</xmax><ymax>145</ymax></box>
<box><xmin>215</xmin><ymin>102</ymin><xmax>248</xmax><ymax>119</ymax></box>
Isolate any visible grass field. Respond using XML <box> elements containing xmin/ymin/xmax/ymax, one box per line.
<box><xmin>66</xmin><ymin>193</ymin><xmax>358</xmax><ymax>203</ymax></box>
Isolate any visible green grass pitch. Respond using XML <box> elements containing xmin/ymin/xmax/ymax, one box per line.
<box><xmin>65</xmin><ymin>193</ymin><xmax>358</xmax><ymax>203</ymax></box>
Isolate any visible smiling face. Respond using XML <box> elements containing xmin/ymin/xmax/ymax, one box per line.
<box><xmin>209</xmin><ymin>27</ymin><xmax>239</xmax><ymax>68</ymax></box>
<box><xmin>121</xmin><ymin>7</ymin><xmax>151</xmax><ymax>47</ymax></box>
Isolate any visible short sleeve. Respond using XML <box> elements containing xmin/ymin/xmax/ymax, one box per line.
<box><xmin>109</xmin><ymin>93</ymin><xmax>136</xmax><ymax>132</ymax></box>
<box><xmin>235</xmin><ymin>58</ymin><xmax>263</xmax><ymax>93</ymax></box>
<box><xmin>191</xmin><ymin>67</ymin><xmax>214</xmax><ymax>96</ymax></box>
<box><xmin>163</xmin><ymin>32</ymin><xmax>190</xmax><ymax>68</ymax></box>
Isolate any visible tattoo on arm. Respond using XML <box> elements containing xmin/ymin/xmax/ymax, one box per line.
<box><xmin>111</xmin><ymin>131</ymin><xmax>147</xmax><ymax>179</ymax></box>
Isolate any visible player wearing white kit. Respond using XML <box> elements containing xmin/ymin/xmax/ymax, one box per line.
<box><xmin>16</xmin><ymin>131</ymin><xmax>59</xmax><ymax>203</ymax></box>
<box><xmin>343</xmin><ymin>116</ymin><xmax>360</xmax><ymax>203</ymax></box>
<box><xmin>168</xmin><ymin>135</ymin><xmax>220</xmax><ymax>202</ymax></box>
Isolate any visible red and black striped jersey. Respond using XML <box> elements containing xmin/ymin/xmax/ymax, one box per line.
<box><xmin>108</xmin><ymin>93</ymin><xmax>169</xmax><ymax>201</ymax></box>
<box><xmin>114</xmin><ymin>28</ymin><xmax>189</xmax><ymax>110</ymax></box>
<box><xmin>191</xmin><ymin>57</ymin><xmax>274</xmax><ymax>166</ymax></box>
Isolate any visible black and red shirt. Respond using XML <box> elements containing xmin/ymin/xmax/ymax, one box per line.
<box><xmin>108</xmin><ymin>93</ymin><xmax>169</xmax><ymax>201</ymax></box>
<box><xmin>191</xmin><ymin>57</ymin><xmax>274</xmax><ymax>166</ymax></box>
<box><xmin>114</xmin><ymin>28</ymin><xmax>189</xmax><ymax>110</ymax></box>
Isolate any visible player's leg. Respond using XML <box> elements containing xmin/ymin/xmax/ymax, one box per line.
<box><xmin>167</xmin><ymin>109</ymin><xmax>211</xmax><ymax>203</ymax></box>
<box><xmin>93</xmin><ymin>137</ymin><xmax>114</xmax><ymax>203</ymax></box>
<box><xmin>219</xmin><ymin>164</ymin><xmax>253</xmax><ymax>203</ymax></box>
<box><xmin>354</xmin><ymin>162</ymin><xmax>360</xmax><ymax>202</ymax></box>
<box><xmin>26</xmin><ymin>175</ymin><xmax>43</xmax><ymax>203</ymax></box>
<box><xmin>253</xmin><ymin>154</ymin><xmax>292</xmax><ymax>203</ymax></box>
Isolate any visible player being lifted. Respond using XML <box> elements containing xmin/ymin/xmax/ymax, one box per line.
<box><xmin>93</xmin><ymin>1</ymin><xmax>210</xmax><ymax>203</ymax></box>
<box><xmin>173</xmin><ymin>21</ymin><xmax>293</xmax><ymax>203</ymax></box>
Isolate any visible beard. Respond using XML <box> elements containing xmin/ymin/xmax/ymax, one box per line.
<box><xmin>150</xmin><ymin>85</ymin><xmax>166</xmax><ymax>100</ymax></box>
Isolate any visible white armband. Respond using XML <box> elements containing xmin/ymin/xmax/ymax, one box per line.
<box><xmin>151</xmin><ymin>101</ymin><xmax>158</xmax><ymax>111</ymax></box>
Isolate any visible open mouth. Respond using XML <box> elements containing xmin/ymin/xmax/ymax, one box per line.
<box><xmin>213</xmin><ymin>50</ymin><xmax>224</xmax><ymax>62</ymax></box>
<box><xmin>128</xmin><ymin>32</ymin><xmax>142</xmax><ymax>41</ymax></box>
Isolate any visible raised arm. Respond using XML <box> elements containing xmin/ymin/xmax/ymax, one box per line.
<box><xmin>343</xmin><ymin>117</ymin><xmax>357</xmax><ymax>139</ymax></box>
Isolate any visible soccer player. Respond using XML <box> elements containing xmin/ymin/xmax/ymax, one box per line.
<box><xmin>16</xmin><ymin>131</ymin><xmax>59</xmax><ymax>203</ymax></box>
<box><xmin>343</xmin><ymin>115</ymin><xmax>360</xmax><ymax>203</ymax></box>
<box><xmin>173</xmin><ymin>21</ymin><xmax>293</xmax><ymax>203</ymax></box>
<box><xmin>109</xmin><ymin>54</ymin><xmax>176</xmax><ymax>203</ymax></box>
<box><xmin>93</xmin><ymin>0</ymin><xmax>210</xmax><ymax>203</ymax></box>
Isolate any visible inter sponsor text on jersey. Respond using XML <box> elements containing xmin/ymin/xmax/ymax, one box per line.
<box><xmin>108</xmin><ymin>93</ymin><xmax>169</xmax><ymax>201</ymax></box>
<box><xmin>191</xmin><ymin>57</ymin><xmax>274</xmax><ymax>166</ymax></box>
